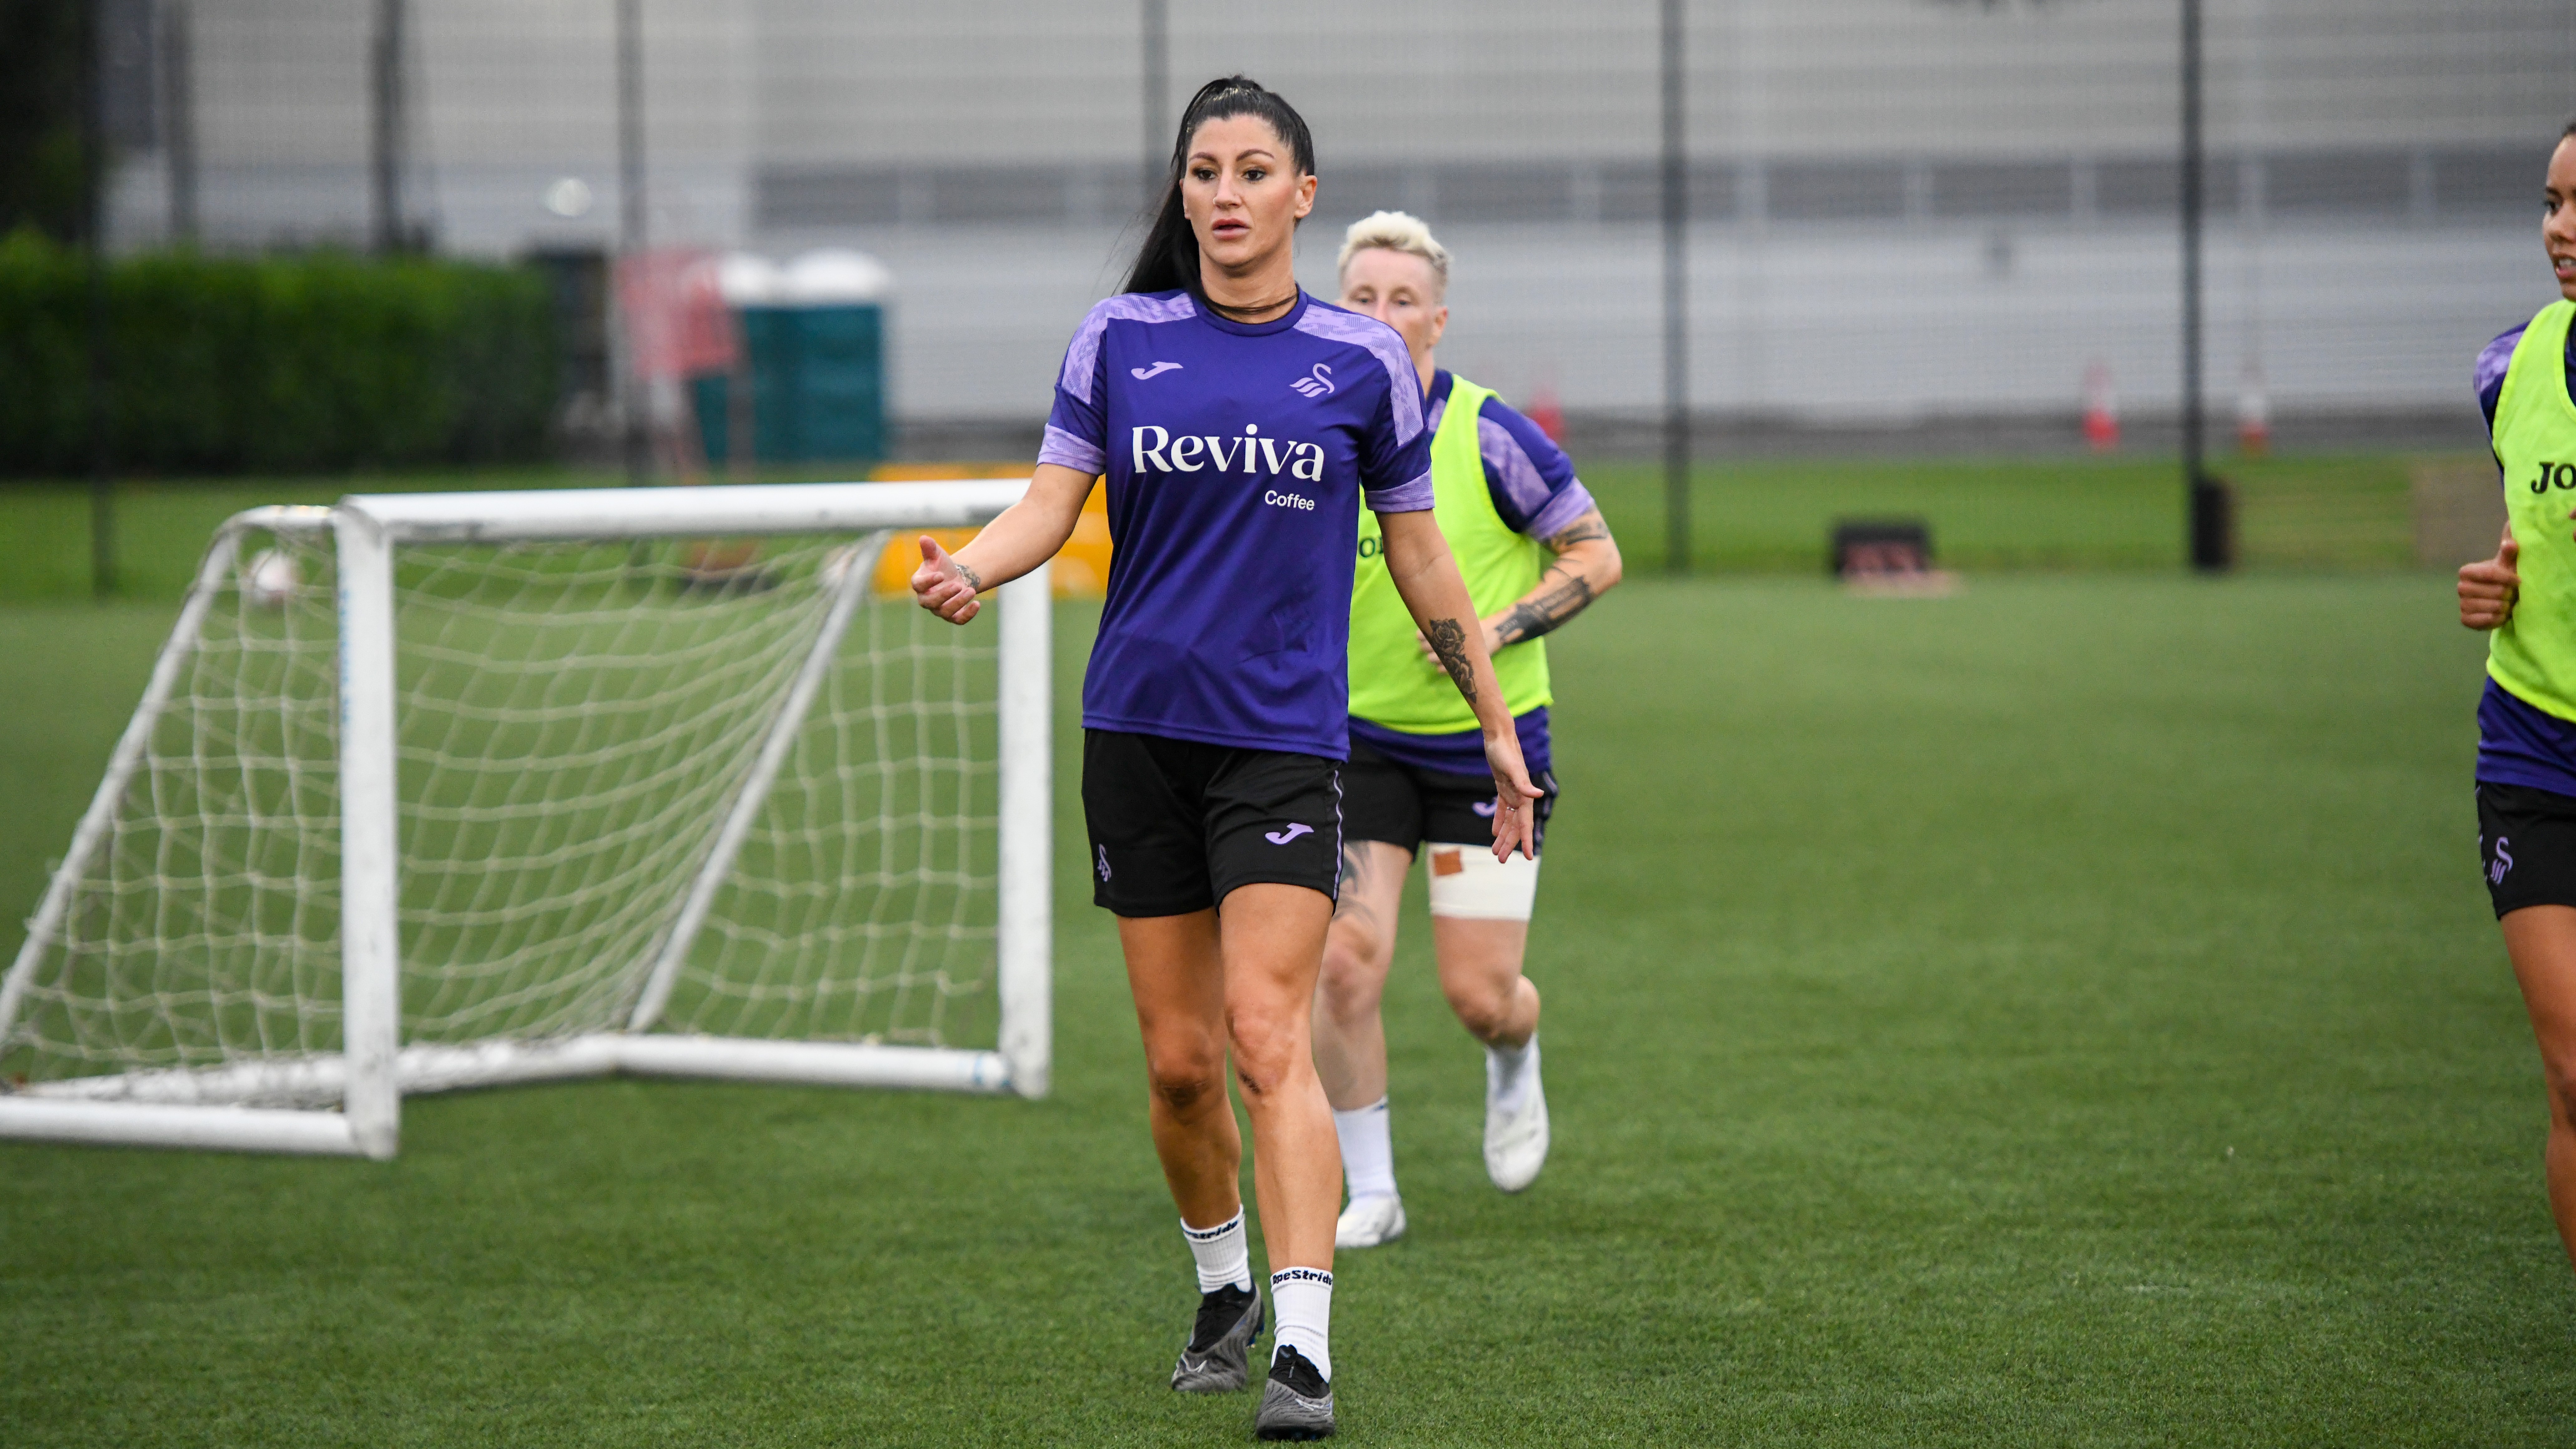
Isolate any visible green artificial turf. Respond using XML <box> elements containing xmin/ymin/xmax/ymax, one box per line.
<box><xmin>3</xmin><ymin>573</ymin><xmax>2569</xmax><ymax>1445</ymax></box>
<box><xmin>0</xmin><ymin>449</ymin><xmax>2448</xmax><ymax>607</ymax></box>
<box><xmin>1582</xmin><ymin>450</ymin><xmax>2429</xmax><ymax>574</ymax></box>
<box><xmin>0</xmin><ymin>468</ymin><xmax>620</xmax><ymax>605</ymax></box>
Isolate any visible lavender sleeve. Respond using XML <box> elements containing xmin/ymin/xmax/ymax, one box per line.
<box><xmin>1038</xmin><ymin>315</ymin><xmax>1110</xmax><ymax>476</ymax></box>
<box><xmin>1359</xmin><ymin>380</ymin><xmax>1435</xmax><ymax>512</ymax></box>
<box><xmin>1474</xmin><ymin>396</ymin><xmax>1596</xmax><ymax>539</ymax></box>
<box><xmin>1360</xmin><ymin>399</ymin><xmax>1435</xmax><ymax>510</ymax></box>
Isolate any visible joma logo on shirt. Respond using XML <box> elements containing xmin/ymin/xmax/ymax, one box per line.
<box><xmin>2530</xmin><ymin>461</ymin><xmax>2576</xmax><ymax>494</ymax></box>
<box><xmin>1132</xmin><ymin>425</ymin><xmax>1326</xmax><ymax>480</ymax></box>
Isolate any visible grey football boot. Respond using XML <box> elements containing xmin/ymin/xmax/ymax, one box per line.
<box><xmin>1170</xmin><ymin>1283</ymin><xmax>1264</xmax><ymax>1393</ymax></box>
<box><xmin>1253</xmin><ymin>1345</ymin><xmax>1335</xmax><ymax>1440</ymax></box>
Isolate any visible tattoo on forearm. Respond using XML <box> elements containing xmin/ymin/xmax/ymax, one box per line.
<box><xmin>1545</xmin><ymin>515</ymin><xmax>1611</xmax><ymax>549</ymax></box>
<box><xmin>953</xmin><ymin>560</ymin><xmax>983</xmax><ymax>592</ymax></box>
<box><xmin>1495</xmin><ymin>571</ymin><xmax>1596</xmax><ymax>647</ymax></box>
<box><xmin>1425</xmin><ymin>617</ymin><xmax>1478</xmax><ymax>706</ymax></box>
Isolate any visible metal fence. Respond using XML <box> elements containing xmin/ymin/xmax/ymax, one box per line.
<box><xmin>97</xmin><ymin>0</ymin><xmax>2576</xmax><ymax>446</ymax></box>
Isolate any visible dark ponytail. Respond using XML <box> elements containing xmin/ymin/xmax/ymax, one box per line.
<box><xmin>1121</xmin><ymin>75</ymin><xmax>1317</xmax><ymax>300</ymax></box>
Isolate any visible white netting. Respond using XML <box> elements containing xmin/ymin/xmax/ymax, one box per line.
<box><xmin>1</xmin><ymin>522</ymin><xmax>1000</xmax><ymax>1097</ymax></box>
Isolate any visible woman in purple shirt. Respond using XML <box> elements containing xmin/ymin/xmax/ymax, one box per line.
<box><xmin>910</xmin><ymin>76</ymin><xmax>1538</xmax><ymax>1438</ymax></box>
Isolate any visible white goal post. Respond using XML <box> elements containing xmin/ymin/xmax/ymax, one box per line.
<box><xmin>0</xmin><ymin>481</ymin><xmax>1050</xmax><ymax>1159</ymax></box>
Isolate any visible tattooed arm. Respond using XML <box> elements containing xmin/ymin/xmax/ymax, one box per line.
<box><xmin>1376</xmin><ymin>507</ymin><xmax>1544</xmax><ymax>860</ymax></box>
<box><xmin>910</xmin><ymin>463</ymin><xmax>1094</xmax><ymax>624</ymax></box>
<box><xmin>1487</xmin><ymin>509</ymin><xmax>1622</xmax><ymax>651</ymax></box>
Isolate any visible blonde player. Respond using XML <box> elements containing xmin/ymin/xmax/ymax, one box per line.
<box><xmin>1315</xmin><ymin>212</ymin><xmax>1622</xmax><ymax>1247</ymax></box>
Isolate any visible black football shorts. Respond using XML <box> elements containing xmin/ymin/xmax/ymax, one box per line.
<box><xmin>2477</xmin><ymin>780</ymin><xmax>2576</xmax><ymax>918</ymax></box>
<box><xmin>1339</xmin><ymin>736</ymin><xmax>1556</xmax><ymax>857</ymax></box>
<box><xmin>1081</xmin><ymin>730</ymin><xmax>1343</xmax><ymax>916</ymax></box>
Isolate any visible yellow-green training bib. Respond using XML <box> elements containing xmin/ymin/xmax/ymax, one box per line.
<box><xmin>1349</xmin><ymin>374</ymin><xmax>1553</xmax><ymax>733</ymax></box>
<box><xmin>2490</xmin><ymin>299</ymin><xmax>2576</xmax><ymax>721</ymax></box>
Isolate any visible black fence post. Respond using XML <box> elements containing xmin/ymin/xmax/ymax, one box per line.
<box><xmin>370</xmin><ymin>0</ymin><xmax>406</xmax><ymax>254</ymax></box>
<box><xmin>2181</xmin><ymin>0</ymin><xmax>2232</xmax><ymax>572</ymax></box>
<box><xmin>86</xmin><ymin>0</ymin><xmax>115</xmax><ymax>599</ymax></box>
<box><xmin>164</xmin><ymin>0</ymin><xmax>197</xmax><ymax>243</ymax></box>
<box><xmin>1141</xmin><ymin>0</ymin><xmax>1167</xmax><ymax>202</ymax></box>
<box><xmin>1660</xmin><ymin>0</ymin><xmax>1690</xmax><ymax>576</ymax></box>
<box><xmin>617</xmin><ymin>0</ymin><xmax>648</xmax><ymax>487</ymax></box>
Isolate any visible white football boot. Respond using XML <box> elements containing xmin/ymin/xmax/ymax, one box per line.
<box><xmin>1333</xmin><ymin>1193</ymin><xmax>1407</xmax><ymax>1249</ymax></box>
<box><xmin>1483</xmin><ymin>1036</ymin><xmax>1549</xmax><ymax>1193</ymax></box>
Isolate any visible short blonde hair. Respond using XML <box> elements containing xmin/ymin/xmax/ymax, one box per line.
<box><xmin>1336</xmin><ymin>210</ymin><xmax>1450</xmax><ymax>294</ymax></box>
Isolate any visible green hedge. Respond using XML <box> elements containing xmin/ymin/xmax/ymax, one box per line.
<box><xmin>0</xmin><ymin>230</ymin><xmax>557</xmax><ymax>476</ymax></box>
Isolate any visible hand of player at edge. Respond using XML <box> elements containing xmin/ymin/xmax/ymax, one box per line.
<box><xmin>1482</xmin><ymin>734</ymin><xmax>1545</xmax><ymax>863</ymax></box>
<box><xmin>2459</xmin><ymin>524</ymin><xmax>2521</xmax><ymax>631</ymax></box>
<box><xmin>910</xmin><ymin>536</ymin><xmax>984</xmax><ymax>625</ymax></box>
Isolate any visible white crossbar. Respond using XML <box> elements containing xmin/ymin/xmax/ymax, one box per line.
<box><xmin>338</xmin><ymin>480</ymin><xmax>1029</xmax><ymax>543</ymax></box>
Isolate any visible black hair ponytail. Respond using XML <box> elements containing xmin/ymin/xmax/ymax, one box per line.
<box><xmin>1121</xmin><ymin>75</ymin><xmax>1317</xmax><ymax>300</ymax></box>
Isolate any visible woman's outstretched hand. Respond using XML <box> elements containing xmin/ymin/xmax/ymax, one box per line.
<box><xmin>2460</xmin><ymin>525</ymin><xmax>2522</xmax><ymax>631</ymax></box>
<box><xmin>1482</xmin><ymin>735</ymin><xmax>1546</xmax><ymax>863</ymax></box>
<box><xmin>910</xmin><ymin>536</ymin><xmax>985</xmax><ymax>624</ymax></box>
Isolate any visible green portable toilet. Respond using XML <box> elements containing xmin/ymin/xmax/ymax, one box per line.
<box><xmin>695</xmin><ymin>248</ymin><xmax>890</xmax><ymax>466</ymax></box>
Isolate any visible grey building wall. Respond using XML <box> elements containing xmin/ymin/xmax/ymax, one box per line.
<box><xmin>106</xmin><ymin>0</ymin><xmax>2576</xmax><ymax>431</ymax></box>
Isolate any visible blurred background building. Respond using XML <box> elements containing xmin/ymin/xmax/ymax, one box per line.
<box><xmin>82</xmin><ymin>0</ymin><xmax>2576</xmax><ymax>454</ymax></box>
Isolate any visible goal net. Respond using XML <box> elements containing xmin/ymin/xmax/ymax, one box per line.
<box><xmin>0</xmin><ymin>482</ymin><xmax>1049</xmax><ymax>1158</ymax></box>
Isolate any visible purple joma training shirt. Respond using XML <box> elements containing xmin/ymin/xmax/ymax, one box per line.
<box><xmin>1040</xmin><ymin>289</ymin><xmax>1433</xmax><ymax>759</ymax></box>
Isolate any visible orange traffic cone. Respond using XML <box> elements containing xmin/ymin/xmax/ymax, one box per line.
<box><xmin>1525</xmin><ymin>379</ymin><xmax>1566</xmax><ymax>444</ymax></box>
<box><xmin>2236</xmin><ymin>362</ymin><xmax>2271</xmax><ymax>456</ymax></box>
<box><xmin>2082</xmin><ymin>361</ymin><xmax>2120</xmax><ymax>452</ymax></box>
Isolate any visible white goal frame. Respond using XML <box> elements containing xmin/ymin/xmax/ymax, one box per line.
<box><xmin>0</xmin><ymin>481</ymin><xmax>1049</xmax><ymax>1159</ymax></box>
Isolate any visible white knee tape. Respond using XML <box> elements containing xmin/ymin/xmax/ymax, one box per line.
<box><xmin>1423</xmin><ymin>843</ymin><xmax>1541</xmax><ymax>922</ymax></box>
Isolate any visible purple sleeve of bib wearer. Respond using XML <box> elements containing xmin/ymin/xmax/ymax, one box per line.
<box><xmin>1473</xmin><ymin>394</ymin><xmax>1598</xmax><ymax>540</ymax></box>
<box><xmin>2478</xmin><ymin>325</ymin><xmax>2524</xmax><ymax>437</ymax></box>
<box><xmin>2473</xmin><ymin>322</ymin><xmax>2576</xmax><ymax>442</ymax></box>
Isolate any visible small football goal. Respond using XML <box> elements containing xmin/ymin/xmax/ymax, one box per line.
<box><xmin>0</xmin><ymin>481</ymin><xmax>1050</xmax><ymax>1159</ymax></box>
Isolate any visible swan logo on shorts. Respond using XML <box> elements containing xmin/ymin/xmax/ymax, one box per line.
<box><xmin>1264</xmin><ymin>822</ymin><xmax>1314</xmax><ymax>845</ymax></box>
<box><xmin>2491</xmin><ymin>835</ymin><xmax>2515</xmax><ymax>885</ymax></box>
<box><xmin>1290</xmin><ymin>363</ymin><xmax>1335</xmax><ymax>398</ymax></box>
<box><xmin>1096</xmin><ymin>844</ymin><xmax>1113</xmax><ymax>882</ymax></box>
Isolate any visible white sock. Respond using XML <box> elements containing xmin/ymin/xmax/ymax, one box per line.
<box><xmin>1181</xmin><ymin>1210</ymin><xmax>1251</xmax><ymax>1295</ymax></box>
<box><xmin>1269</xmin><ymin>1267</ymin><xmax>1333</xmax><ymax>1381</ymax></box>
<box><xmin>1486</xmin><ymin>1033</ymin><xmax>1540</xmax><ymax>1117</ymax></box>
<box><xmin>1333</xmin><ymin>1097</ymin><xmax>1397</xmax><ymax>1203</ymax></box>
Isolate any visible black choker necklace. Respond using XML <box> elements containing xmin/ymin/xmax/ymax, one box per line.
<box><xmin>1206</xmin><ymin>287</ymin><xmax>1299</xmax><ymax>317</ymax></box>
